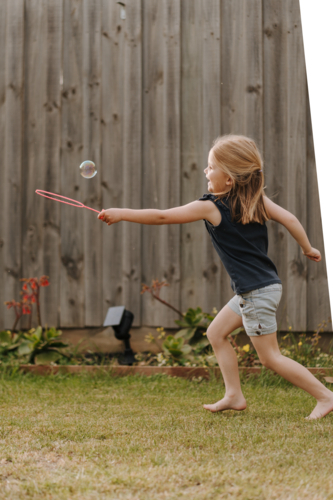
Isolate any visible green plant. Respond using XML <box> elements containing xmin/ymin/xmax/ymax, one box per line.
<box><xmin>173</xmin><ymin>307</ymin><xmax>212</xmax><ymax>348</ymax></box>
<box><xmin>163</xmin><ymin>335</ymin><xmax>192</xmax><ymax>360</ymax></box>
<box><xmin>18</xmin><ymin>326</ymin><xmax>69</xmax><ymax>365</ymax></box>
<box><xmin>279</xmin><ymin>320</ymin><xmax>333</xmax><ymax>367</ymax></box>
<box><xmin>141</xmin><ymin>279</ymin><xmax>246</xmax><ymax>364</ymax></box>
<box><xmin>141</xmin><ymin>279</ymin><xmax>333</xmax><ymax>369</ymax></box>
<box><xmin>0</xmin><ymin>330</ymin><xmax>25</xmax><ymax>363</ymax></box>
<box><xmin>141</xmin><ymin>280</ymin><xmax>219</xmax><ymax>350</ymax></box>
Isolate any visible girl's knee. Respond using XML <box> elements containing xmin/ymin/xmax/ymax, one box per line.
<box><xmin>206</xmin><ymin>325</ymin><xmax>229</xmax><ymax>345</ymax></box>
<box><xmin>258</xmin><ymin>352</ymin><xmax>281</xmax><ymax>369</ymax></box>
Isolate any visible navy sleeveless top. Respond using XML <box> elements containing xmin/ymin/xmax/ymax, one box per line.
<box><xmin>199</xmin><ymin>193</ymin><xmax>282</xmax><ymax>294</ymax></box>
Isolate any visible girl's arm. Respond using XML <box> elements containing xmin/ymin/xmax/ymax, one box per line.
<box><xmin>98</xmin><ymin>200</ymin><xmax>217</xmax><ymax>226</ymax></box>
<box><xmin>263</xmin><ymin>196</ymin><xmax>321</xmax><ymax>262</ymax></box>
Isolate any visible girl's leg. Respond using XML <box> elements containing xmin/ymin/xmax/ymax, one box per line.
<box><xmin>203</xmin><ymin>304</ymin><xmax>246</xmax><ymax>413</ymax></box>
<box><xmin>251</xmin><ymin>332</ymin><xmax>333</xmax><ymax>419</ymax></box>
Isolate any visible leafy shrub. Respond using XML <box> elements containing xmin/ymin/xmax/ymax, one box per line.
<box><xmin>139</xmin><ymin>279</ymin><xmax>333</xmax><ymax>368</ymax></box>
<box><xmin>18</xmin><ymin>326</ymin><xmax>69</xmax><ymax>364</ymax></box>
<box><xmin>0</xmin><ymin>331</ymin><xmax>24</xmax><ymax>364</ymax></box>
<box><xmin>0</xmin><ymin>327</ymin><xmax>69</xmax><ymax>365</ymax></box>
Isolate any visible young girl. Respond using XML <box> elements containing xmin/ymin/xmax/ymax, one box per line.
<box><xmin>98</xmin><ymin>134</ymin><xmax>333</xmax><ymax>420</ymax></box>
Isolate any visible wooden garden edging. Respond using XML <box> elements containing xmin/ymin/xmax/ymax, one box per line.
<box><xmin>19</xmin><ymin>365</ymin><xmax>333</xmax><ymax>379</ymax></box>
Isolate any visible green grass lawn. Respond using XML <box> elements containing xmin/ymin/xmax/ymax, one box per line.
<box><xmin>0</xmin><ymin>370</ymin><xmax>332</xmax><ymax>500</ymax></box>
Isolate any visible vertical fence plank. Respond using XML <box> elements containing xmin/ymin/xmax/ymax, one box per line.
<box><xmin>101</xmin><ymin>0</ymin><xmax>125</xmax><ymax>320</ymax></box>
<box><xmin>263</xmin><ymin>0</ymin><xmax>307</xmax><ymax>332</ymax></box>
<box><xmin>202</xmin><ymin>0</ymin><xmax>222</xmax><ymax>313</ymax></box>
<box><xmin>285</xmin><ymin>2</ymin><xmax>307</xmax><ymax>332</ymax></box>
<box><xmin>41</xmin><ymin>0</ymin><xmax>63</xmax><ymax>327</ymax></box>
<box><xmin>21</xmin><ymin>0</ymin><xmax>48</xmax><ymax>329</ymax></box>
<box><xmin>82</xmin><ymin>0</ymin><xmax>102</xmax><ymax>326</ymax></box>
<box><xmin>201</xmin><ymin>0</ymin><xmax>222</xmax><ymax>313</ymax></box>
<box><xmin>221</xmin><ymin>0</ymin><xmax>263</xmax><ymax>147</ymax></box>
<box><xmin>142</xmin><ymin>0</ymin><xmax>181</xmax><ymax>327</ymax></box>
<box><xmin>180</xmin><ymin>0</ymin><xmax>205</xmax><ymax>313</ymax></box>
<box><xmin>121</xmin><ymin>0</ymin><xmax>142</xmax><ymax>326</ymax></box>
<box><xmin>19</xmin><ymin>0</ymin><xmax>62</xmax><ymax>330</ymax></box>
<box><xmin>263</xmin><ymin>2</ymin><xmax>289</xmax><ymax>331</ymax></box>
<box><xmin>3</xmin><ymin>0</ymin><xmax>24</xmax><ymax>329</ymax></box>
<box><xmin>0</xmin><ymin>0</ymin><xmax>7</xmax><ymax>329</ymax></box>
<box><xmin>181</xmin><ymin>0</ymin><xmax>222</xmax><ymax>316</ymax></box>
<box><xmin>306</xmin><ymin>87</ymin><xmax>331</xmax><ymax>331</ymax></box>
<box><xmin>220</xmin><ymin>0</ymin><xmax>263</xmax><ymax>307</ymax></box>
<box><xmin>60</xmin><ymin>0</ymin><xmax>85</xmax><ymax>327</ymax></box>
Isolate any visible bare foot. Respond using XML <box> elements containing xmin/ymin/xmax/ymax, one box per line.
<box><xmin>203</xmin><ymin>395</ymin><xmax>247</xmax><ymax>413</ymax></box>
<box><xmin>305</xmin><ymin>394</ymin><xmax>333</xmax><ymax>420</ymax></box>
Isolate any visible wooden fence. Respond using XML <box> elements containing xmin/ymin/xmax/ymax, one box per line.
<box><xmin>0</xmin><ymin>0</ymin><xmax>331</xmax><ymax>332</ymax></box>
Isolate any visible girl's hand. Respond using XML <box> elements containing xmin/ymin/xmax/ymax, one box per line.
<box><xmin>97</xmin><ymin>209</ymin><xmax>122</xmax><ymax>225</ymax></box>
<box><xmin>302</xmin><ymin>247</ymin><xmax>321</xmax><ymax>262</ymax></box>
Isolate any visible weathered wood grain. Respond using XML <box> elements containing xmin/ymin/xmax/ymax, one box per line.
<box><xmin>180</xmin><ymin>0</ymin><xmax>222</xmax><ymax>316</ymax></box>
<box><xmin>199</xmin><ymin>0</ymin><xmax>223</xmax><ymax>314</ymax></box>
<box><xmin>82</xmin><ymin>0</ymin><xmax>103</xmax><ymax>326</ymax></box>
<box><xmin>121</xmin><ymin>0</ymin><xmax>143</xmax><ymax>326</ymax></box>
<box><xmin>0</xmin><ymin>0</ymin><xmax>7</xmax><ymax>329</ymax></box>
<box><xmin>220</xmin><ymin>0</ymin><xmax>263</xmax><ymax>307</ymax></box>
<box><xmin>60</xmin><ymin>0</ymin><xmax>85</xmax><ymax>327</ymax></box>
<box><xmin>263</xmin><ymin>1</ymin><xmax>288</xmax><ymax>332</ymax></box>
<box><xmin>285</xmin><ymin>2</ymin><xmax>307</xmax><ymax>332</ymax></box>
<box><xmin>21</xmin><ymin>0</ymin><xmax>47</xmax><ymax>329</ymax></box>
<box><xmin>221</xmin><ymin>0</ymin><xmax>263</xmax><ymax>147</ymax></box>
<box><xmin>21</xmin><ymin>0</ymin><xmax>62</xmax><ymax>329</ymax></box>
<box><xmin>263</xmin><ymin>0</ymin><xmax>307</xmax><ymax>332</ymax></box>
<box><xmin>101</xmin><ymin>0</ymin><xmax>126</xmax><ymax>322</ymax></box>
<box><xmin>3</xmin><ymin>0</ymin><xmax>24</xmax><ymax>329</ymax></box>
<box><xmin>0</xmin><ymin>0</ymin><xmax>330</xmax><ymax>334</ymax></box>
<box><xmin>142</xmin><ymin>0</ymin><xmax>181</xmax><ymax>327</ymax></box>
<box><xmin>306</xmin><ymin>84</ymin><xmax>331</xmax><ymax>331</ymax></box>
<box><xmin>181</xmin><ymin>0</ymin><xmax>208</xmax><ymax>314</ymax></box>
<box><xmin>41</xmin><ymin>0</ymin><xmax>63</xmax><ymax>327</ymax></box>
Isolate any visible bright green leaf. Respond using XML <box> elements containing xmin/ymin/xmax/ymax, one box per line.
<box><xmin>35</xmin><ymin>351</ymin><xmax>61</xmax><ymax>365</ymax></box>
<box><xmin>0</xmin><ymin>331</ymin><xmax>11</xmax><ymax>343</ymax></box>
<box><xmin>18</xmin><ymin>341</ymin><xmax>33</xmax><ymax>356</ymax></box>
<box><xmin>181</xmin><ymin>344</ymin><xmax>192</xmax><ymax>355</ymax></box>
<box><xmin>34</xmin><ymin>326</ymin><xmax>42</xmax><ymax>341</ymax></box>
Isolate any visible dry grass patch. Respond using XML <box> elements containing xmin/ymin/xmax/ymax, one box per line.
<box><xmin>0</xmin><ymin>370</ymin><xmax>332</xmax><ymax>499</ymax></box>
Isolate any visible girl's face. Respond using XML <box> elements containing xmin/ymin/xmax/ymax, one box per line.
<box><xmin>204</xmin><ymin>150</ymin><xmax>233</xmax><ymax>194</ymax></box>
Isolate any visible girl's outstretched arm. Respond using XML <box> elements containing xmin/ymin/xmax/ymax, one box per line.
<box><xmin>98</xmin><ymin>200</ymin><xmax>217</xmax><ymax>226</ymax></box>
<box><xmin>263</xmin><ymin>196</ymin><xmax>321</xmax><ymax>262</ymax></box>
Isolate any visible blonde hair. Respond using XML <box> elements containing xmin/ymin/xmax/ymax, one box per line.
<box><xmin>210</xmin><ymin>134</ymin><xmax>269</xmax><ymax>225</ymax></box>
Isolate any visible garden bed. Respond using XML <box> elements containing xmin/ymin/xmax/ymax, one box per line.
<box><xmin>18</xmin><ymin>364</ymin><xmax>333</xmax><ymax>379</ymax></box>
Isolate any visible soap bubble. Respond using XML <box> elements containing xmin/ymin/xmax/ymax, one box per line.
<box><xmin>80</xmin><ymin>161</ymin><xmax>97</xmax><ymax>179</ymax></box>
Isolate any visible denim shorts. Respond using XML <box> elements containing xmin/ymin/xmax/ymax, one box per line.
<box><xmin>227</xmin><ymin>283</ymin><xmax>283</xmax><ymax>337</ymax></box>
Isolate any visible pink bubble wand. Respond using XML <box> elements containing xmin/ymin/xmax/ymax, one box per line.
<box><xmin>35</xmin><ymin>190</ymin><xmax>103</xmax><ymax>214</ymax></box>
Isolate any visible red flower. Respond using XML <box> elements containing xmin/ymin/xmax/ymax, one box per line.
<box><xmin>22</xmin><ymin>283</ymin><xmax>28</xmax><ymax>291</ymax></box>
<box><xmin>40</xmin><ymin>278</ymin><xmax>50</xmax><ymax>287</ymax></box>
<box><xmin>30</xmin><ymin>280</ymin><xmax>37</xmax><ymax>290</ymax></box>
